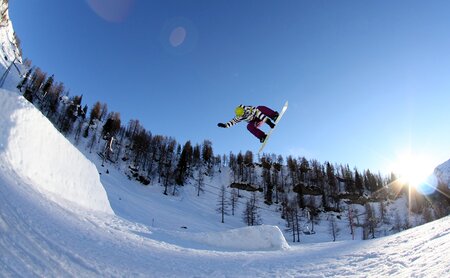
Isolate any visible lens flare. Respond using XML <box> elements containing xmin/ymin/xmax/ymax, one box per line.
<box><xmin>415</xmin><ymin>174</ymin><xmax>438</xmax><ymax>195</ymax></box>
<box><xmin>169</xmin><ymin>27</ymin><xmax>187</xmax><ymax>47</ymax></box>
<box><xmin>160</xmin><ymin>17</ymin><xmax>198</xmax><ymax>55</ymax></box>
<box><xmin>86</xmin><ymin>0</ymin><xmax>135</xmax><ymax>23</ymax></box>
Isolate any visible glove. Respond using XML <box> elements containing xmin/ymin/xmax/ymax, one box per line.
<box><xmin>217</xmin><ymin>123</ymin><xmax>226</xmax><ymax>128</ymax></box>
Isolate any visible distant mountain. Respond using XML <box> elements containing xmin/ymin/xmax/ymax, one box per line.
<box><xmin>434</xmin><ymin>158</ymin><xmax>450</xmax><ymax>189</ymax></box>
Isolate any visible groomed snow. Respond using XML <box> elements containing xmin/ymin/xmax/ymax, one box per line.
<box><xmin>179</xmin><ymin>225</ymin><xmax>290</xmax><ymax>251</ymax></box>
<box><xmin>0</xmin><ymin>89</ymin><xmax>113</xmax><ymax>214</ymax></box>
<box><xmin>1</xmin><ymin>164</ymin><xmax>449</xmax><ymax>277</ymax></box>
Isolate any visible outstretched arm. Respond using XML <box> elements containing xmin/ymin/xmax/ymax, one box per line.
<box><xmin>217</xmin><ymin>117</ymin><xmax>241</xmax><ymax>128</ymax></box>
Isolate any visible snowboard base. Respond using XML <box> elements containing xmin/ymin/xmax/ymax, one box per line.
<box><xmin>258</xmin><ymin>101</ymin><xmax>288</xmax><ymax>154</ymax></box>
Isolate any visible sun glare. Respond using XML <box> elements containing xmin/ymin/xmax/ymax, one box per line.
<box><xmin>392</xmin><ymin>152</ymin><xmax>435</xmax><ymax>190</ymax></box>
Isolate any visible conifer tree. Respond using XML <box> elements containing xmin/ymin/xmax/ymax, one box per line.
<box><xmin>242</xmin><ymin>192</ymin><xmax>261</xmax><ymax>226</ymax></box>
<box><xmin>326</xmin><ymin>162</ymin><xmax>338</xmax><ymax>208</ymax></box>
<box><xmin>354</xmin><ymin>168</ymin><xmax>364</xmax><ymax>196</ymax></box>
<box><xmin>229</xmin><ymin>152</ymin><xmax>238</xmax><ymax>182</ymax></box>
<box><xmin>262</xmin><ymin>157</ymin><xmax>273</xmax><ymax>205</ymax></box>
<box><xmin>147</xmin><ymin>135</ymin><xmax>164</xmax><ymax>181</ymax></box>
<box><xmin>243</xmin><ymin>150</ymin><xmax>254</xmax><ymax>184</ymax></box>
<box><xmin>30</xmin><ymin>67</ymin><xmax>46</xmax><ymax>93</ymax></box>
<box><xmin>48</xmin><ymin>82</ymin><xmax>64</xmax><ymax>117</ymax></box>
<box><xmin>102</xmin><ymin>112</ymin><xmax>121</xmax><ymax>137</ymax></box>
<box><xmin>229</xmin><ymin>188</ymin><xmax>239</xmax><ymax>216</ymax></box>
<box><xmin>74</xmin><ymin>119</ymin><xmax>84</xmax><ymax>145</ymax></box>
<box><xmin>132</xmin><ymin>129</ymin><xmax>151</xmax><ymax>167</ymax></box>
<box><xmin>201</xmin><ymin>140</ymin><xmax>215</xmax><ymax>176</ymax></box>
<box><xmin>201</xmin><ymin>140</ymin><xmax>213</xmax><ymax>168</ymax></box>
<box><xmin>192</xmin><ymin>144</ymin><xmax>201</xmax><ymax>167</ymax></box>
<box><xmin>237</xmin><ymin>152</ymin><xmax>244</xmax><ymax>182</ymax></box>
<box><xmin>17</xmin><ymin>67</ymin><xmax>32</xmax><ymax>91</ymax></box>
<box><xmin>41</xmin><ymin>74</ymin><xmax>54</xmax><ymax>95</ymax></box>
<box><xmin>59</xmin><ymin>96</ymin><xmax>79</xmax><ymax>134</ymax></box>
<box><xmin>274</xmin><ymin>155</ymin><xmax>284</xmax><ymax>204</ymax></box>
<box><xmin>195</xmin><ymin>167</ymin><xmax>204</xmax><ymax>197</ymax></box>
<box><xmin>160</xmin><ymin>138</ymin><xmax>176</xmax><ymax>194</ymax></box>
<box><xmin>89</xmin><ymin>102</ymin><xmax>102</xmax><ymax>125</ymax></box>
<box><xmin>216</xmin><ymin>185</ymin><xmax>229</xmax><ymax>223</ymax></box>
<box><xmin>175</xmin><ymin>140</ymin><xmax>193</xmax><ymax>185</ymax></box>
<box><xmin>99</xmin><ymin>103</ymin><xmax>108</xmax><ymax>122</ymax></box>
<box><xmin>286</xmin><ymin>156</ymin><xmax>299</xmax><ymax>186</ymax></box>
<box><xmin>285</xmin><ymin>201</ymin><xmax>301</xmax><ymax>242</ymax></box>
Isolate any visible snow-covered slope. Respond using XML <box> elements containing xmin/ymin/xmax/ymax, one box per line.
<box><xmin>1</xmin><ymin>159</ymin><xmax>449</xmax><ymax>277</ymax></box>
<box><xmin>0</xmin><ymin>85</ymin><xmax>448</xmax><ymax>276</ymax></box>
<box><xmin>435</xmin><ymin>158</ymin><xmax>450</xmax><ymax>189</ymax></box>
<box><xmin>0</xmin><ymin>89</ymin><xmax>113</xmax><ymax>213</ymax></box>
<box><xmin>0</xmin><ymin>84</ymin><xmax>448</xmax><ymax>276</ymax></box>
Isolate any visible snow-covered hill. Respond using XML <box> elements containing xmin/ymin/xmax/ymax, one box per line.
<box><xmin>0</xmin><ymin>61</ymin><xmax>449</xmax><ymax>278</ymax></box>
<box><xmin>435</xmin><ymin>158</ymin><xmax>450</xmax><ymax>189</ymax></box>
<box><xmin>0</xmin><ymin>89</ymin><xmax>112</xmax><ymax>213</ymax></box>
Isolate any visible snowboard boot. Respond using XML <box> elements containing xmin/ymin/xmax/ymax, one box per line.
<box><xmin>266</xmin><ymin>119</ymin><xmax>275</xmax><ymax>129</ymax></box>
<box><xmin>271</xmin><ymin>112</ymin><xmax>280</xmax><ymax>122</ymax></box>
<box><xmin>259</xmin><ymin>134</ymin><xmax>267</xmax><ymax>143</ymax></box>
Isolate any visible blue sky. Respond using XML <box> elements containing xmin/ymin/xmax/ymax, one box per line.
<box><xmin>9</xmin><ymin>0</ymin><xmax>450</xmax><ymax>174</ymax></box>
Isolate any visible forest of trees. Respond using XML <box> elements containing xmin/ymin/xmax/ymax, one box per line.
<box><xmin>16</xmin><ymin>63</ymin><xmax>450</xmax><ymax>241</ymax></box>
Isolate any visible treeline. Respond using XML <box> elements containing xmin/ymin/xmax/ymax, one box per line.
<box><xmin>19</xmin><ymin>66</ymin><xmax>89</xmax><ymax>135</ymax></box>
<box><xmin>227</xmin><ymin>151</ymin><xmax>388</xmax><ymax>208</ymax></box>
<box><xmin>18</xmin><ymin>63</ymin><xmax>393</xmax><ymax>208</ymax></box>
<box><xmin>17</xmin><ymin>63</ymin><xmax>449</xmax><ymax>237</ymax></box>
<box><xmin>17</xmin><ymin>64</ymin><xmax>220</xmax><ymax>194</ymax></box>
<box><xmin>112</xmin><ymin>119</ymin><xmax>217</xmax><ymax>196</ymax></box>
<box><xmin>227</xmin><ymin>149</ymin><xmax>448</xmax><ymax>238</ymax></box>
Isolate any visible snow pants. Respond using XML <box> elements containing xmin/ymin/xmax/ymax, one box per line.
<box><xmin>247</xmin><ymin>106</ymin><xmax>277</xmax><ymax>140</ymax></box>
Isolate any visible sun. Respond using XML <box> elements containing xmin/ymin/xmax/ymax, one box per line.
<box><xmin>392</xmin><ymin>152</ymin><xmax>435</xmax><ymax>189</ymax></box>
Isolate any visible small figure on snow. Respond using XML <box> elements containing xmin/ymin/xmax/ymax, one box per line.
<box><xmin>217</xmin><ymin>105</ymin><xmax>279</xmax><ymax>143</ymax></box>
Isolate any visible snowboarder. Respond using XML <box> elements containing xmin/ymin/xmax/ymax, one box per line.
<box><xmin>217</xmin><ymin>105</ymin><xmax>279</xmax><ymax>143</ymax></box>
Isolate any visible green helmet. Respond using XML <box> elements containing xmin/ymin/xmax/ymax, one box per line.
<box><xmin>235</xmin><ymin>106</ymin><xmax>244</xmax><ymax>117</ymax></box>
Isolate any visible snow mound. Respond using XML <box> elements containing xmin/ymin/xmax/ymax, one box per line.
<box><xmin>0</xmin><ymin>89</ymin><xmax>113</xmax><ymax>214</ymax></box>
<box><xmin>190</xmin><ymin>225</ymin><xmax>289</xmax><ymax>251</ymax></box>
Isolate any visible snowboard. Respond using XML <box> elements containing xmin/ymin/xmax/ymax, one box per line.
<box><xmin>258</xmin><ymin>101</ymin><xmax>288</xmax><ymax>154</ymax></box>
